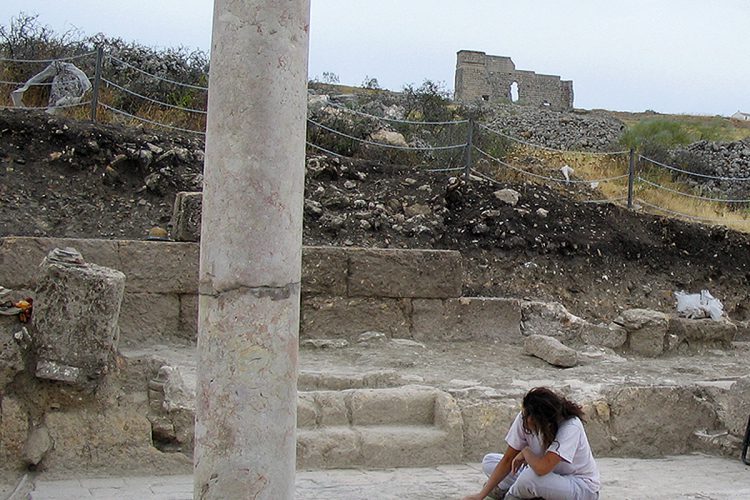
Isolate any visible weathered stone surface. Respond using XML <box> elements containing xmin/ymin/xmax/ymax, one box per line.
<box><xmin>667</xmin><ymin>317</ymin><xmax>736</xmax><ymax>350</ymax></box>
<box><xmin>412</xmin><ymin>297</ymin><xmax>521</xmax><ymax>341</ymax></box>
<box><xmin>0</xmin><ymin>237</ymin><xmax>121</xmax><ymax>290</ymax></box>
<box><xmin>0</xmin><ymin>397</ymin><xmax>28</xmax><ymax>471</ymax></box>
<box><xmin>297</xmin><ymin>427</ymin><xmax>359</xmax><ymax>469</ymax></box>
<box><xmin>119</xmin><ymin>293</ymin><xmax>181</xmax><ymax>344</ymax></box>
<box><xmin>350</xmin><ymin>386</ymin><xmax>436</xmax><ymax>426</ymax></box>
<box><xmin>1</xmin><ymin>317</ymin><xmax>25</xmax><ymax>388</ymax></box>
<box><xmin>521</xmin><ymin>300</ymin><xmax>588</xmax><ymax>342</ymax></box>
<box><xmin>170</xmin><ymin>191</ymin><xmax>202</xmax><ymax>242</ymax></box>
<box><xmin>23</xmin><ymin>424</ymin><xmax>52</xmax><ymax>465</ymax></box>
<box><xmin>116</xmin><ymin>241</ymin><xmax>198</xmax><ymax>294</ymax></box>
<box><xmin>33</xmin><ymin>249</ymin><xmax>126</xmax><ymax>384</ymax></box>
<box><xmin>460</xmin><ymin>399</ymin><xmax>518</xmax><ymax>461</ymax></box>
<box><xmin>523</xmin><ymin>334</ymin><xmax>578</xmax><ymax>367</ymax></box>
<box><xmin>606</xmin><ymin>385</ymin><xmax>720</xmax><ymax>457</ymax></box>
<box><xmin>178</xmin><ymin>294</ymin><xmax>198</xmax><ymax>342</ymax></box>
<box><xmin>616</xmin><ymin>309</ymin><xmax>670</xmax><ymax>357</ymax></box>
<box><xmin>348</xmin><ymin>248</ymin><xmax>462</xmax><ymax>299</ymax></box>
<box><xmin>301</xmin><ymin>296</ymin><xmax>410</xmax><ymax>339</ymax></box>
<box><xmin>580</xmin><ymin>322</ymin><xmax>628</xmax><ymax>349</ymax></box>
<box><xmin>301</xmin><ymin>246</ymin><xmax>348</xmax><ymax>296</ymax></box>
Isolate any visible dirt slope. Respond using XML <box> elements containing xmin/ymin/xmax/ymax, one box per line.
<box><xmin>2</xmin><ymin>108</ymin><xmax>749</xmax><ymax>322</ymax></box>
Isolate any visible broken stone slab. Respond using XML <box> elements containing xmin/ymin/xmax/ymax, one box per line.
<box><xmin>580</xmin><ymin>322</ymin><xmax>628</xmax><ymax>349</ymax></box>
<box><xmin>32</xmin><ymin>248</ymin><xmax>126</xmax><ymax>385</ymax></box>
<box><xmin>521</xmin><ymin>300</ymin><xmax>589</xmax><ymax>342</ymax></box>
<box><xmin>615</xmin><ymin>309</ymin><xmax>670</xmax><ymax>357</ymax></box>
<box><xmin>170</xmin><ymin>191</ymin><xmax>202</xmax><ymax>242</ymax></box>
<box><xmin>523</xmin><ymin>334</ymin><xmax>578</xmax><ymax>367</ymax></box>
<box><xmin>412</xmin><ymin>297</ymin><xmax>521</xmax><ymax>342</ymax></box>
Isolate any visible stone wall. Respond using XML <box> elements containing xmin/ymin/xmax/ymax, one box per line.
<box><xmin>454</xmin><ymin>50</ymin><xmax>574</xmax><ymax>110</ymax></box>
<box><xmin>0</xmin><ymin>237</ymin><xmax>522</xmax><ymax>344</ymax></box>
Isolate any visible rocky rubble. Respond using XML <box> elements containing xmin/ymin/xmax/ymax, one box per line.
<box><xmin>672</xmin><ymin>138</ymin><xmax>750</xmax><ymax>200</ymax></box>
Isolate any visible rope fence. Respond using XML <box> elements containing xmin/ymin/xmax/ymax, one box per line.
<box><xmin>2</xmin><ymin>50</ymin><xmax>749</xmax><ymax>229</ymax></box>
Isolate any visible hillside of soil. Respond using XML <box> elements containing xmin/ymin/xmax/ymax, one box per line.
<box><xmin>2</xmin><ymin>107</ymin><xmax>750</xmax><ymax>323</ymax></box>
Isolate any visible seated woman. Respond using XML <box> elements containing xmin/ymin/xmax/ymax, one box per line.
<box><xmin>462</xmin><ymin>387</ymin><xmax>600</xmax><ymax>500</ymax></box>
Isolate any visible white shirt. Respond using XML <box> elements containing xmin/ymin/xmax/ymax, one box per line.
<box><xmin>505</xmin><ymin>412</ymin><xmax>600</xmax><ymax>490</ymax></box>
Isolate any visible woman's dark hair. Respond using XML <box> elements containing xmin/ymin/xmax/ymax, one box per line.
<box><xmin>522</xmin><ymin>387</ymin><xmax>585</xmax><ymax>449</ymax></box>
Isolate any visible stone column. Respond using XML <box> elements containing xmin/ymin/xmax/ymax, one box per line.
<box><xmin>194</xmin><ymin>1</ymin><xmax>310</xmax><ymax>499</ymax></box>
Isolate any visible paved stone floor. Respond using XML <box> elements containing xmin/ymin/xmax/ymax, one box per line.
<box><xmin>17</xmin><ymin>454</ymin><xmax>750</xmax><ymax>499</ymax></box>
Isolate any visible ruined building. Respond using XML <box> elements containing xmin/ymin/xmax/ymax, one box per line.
<box><xmin>454</xmin><ymin>50</ymin><xmax>574</xmax><ymax>110</ymax></box>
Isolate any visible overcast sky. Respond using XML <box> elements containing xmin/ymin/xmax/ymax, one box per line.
<box><xmin>4</xmin><ymin>1</ymin><xmax>750</xmax><ymax>116</ymax></box>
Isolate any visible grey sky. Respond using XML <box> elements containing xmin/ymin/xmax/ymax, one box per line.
<box><xmin>3</xmin><ymin>0</ymin><xmax>750</xmax><ymax>116</ymax></box>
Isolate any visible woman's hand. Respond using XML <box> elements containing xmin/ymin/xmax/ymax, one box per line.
<box><xmin>511</xmin><ymin>451</ymin><xmax>527</xmax><ymax>474</ymax></box>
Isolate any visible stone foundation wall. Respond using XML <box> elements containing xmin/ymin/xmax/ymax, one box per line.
<box><xmin>0</xmin><ymin>237</ymin><xmax>522</xmax><ymax>343</ymax></box>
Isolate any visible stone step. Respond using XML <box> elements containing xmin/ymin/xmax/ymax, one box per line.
<box><xmin>296</xmin><ymin>385</ymin><xmax>463</xmax><ymax>469</ymax></box>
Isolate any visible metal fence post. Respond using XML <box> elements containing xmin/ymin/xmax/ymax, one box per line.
<box><xmin>90</xmin><ymin>46</ymin><xmax>103</xmax><ymax>122</ymax></box>
<box><xmin>463</xmin><ymin>118</ymin><xmax>474</xmax><ymax>182</ymax></box>
<box><xmin>627</xmin><ymin>147</ymin><xmax>635</xmax><ymax>209</ymax></box>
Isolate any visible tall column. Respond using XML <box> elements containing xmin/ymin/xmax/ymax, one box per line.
<box><xmin>194</xmin><ymin>1</ymin><xmax>310</xmax><ymax>499</ymax></box>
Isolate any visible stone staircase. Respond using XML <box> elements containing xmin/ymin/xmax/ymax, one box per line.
<box><xmin>296</xmin><ymin>385</ymin><xmax>463</xmax><ymax>469</ymax></box>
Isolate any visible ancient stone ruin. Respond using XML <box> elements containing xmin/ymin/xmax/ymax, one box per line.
<box><xmin>454</xmin><ymin>50</ymin><xmax>574</xmax><ymax>110</ymax></box>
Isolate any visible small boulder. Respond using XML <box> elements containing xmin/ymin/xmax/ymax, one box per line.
<box><xmin>493</xmin><ymin>188</ymin><xmax>521</xmax><ymax>206</ymax></box>
<box><xmin>523</xmin><ymin>334</ymin><xmax>578</xmax><ymax>367</ymax></box>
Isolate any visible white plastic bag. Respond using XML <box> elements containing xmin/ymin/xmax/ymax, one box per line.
<box><xmin>674</xmin><ymin>289</ymin><xmax>724</xmax><ymax>321</ymax></box>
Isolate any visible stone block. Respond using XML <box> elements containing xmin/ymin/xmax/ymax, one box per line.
<box><xmin>0</xmin><ymin>396</ymin><xmax>28</xmax><ymax>471</ymax></box>
<box><xmin>412</xmin><ymin>297</ymin><xmax>521</xmax><ymax>342</ymax></box>
<box><xmin>616</xmin><ymin>309</ymin><xmax>670</xmax><ymax>357</ymax></box>
<box><xmin>350</xmin><ymin>386</ymin><xmax>436</xmax><ymax>426</ymax></box>
<box><xmin>301</xmin><ymin>246</ymin><xmax>348</xmax><ymax>296</ymax></box>
<box><xmin>23</xmin><ymin>424</ymin><xmax>52</xmax><ymax>465</ymax></box>
<box><xmin>301</xmin><ymin>296</ymin><xmax>410</xmax><ymax>339</ymax></box>
<box><xmin>348</xmin><ymin>248</ymin><xmax>462</xmax><ymax>298</ymax></box>
<box><xmin>606</xmin><ymin>385</ymin><xmax>720</xmax><ymax>457</ymax></box>
<box><xmin>521</xmin><ymin>300</ymin><xmax>588</xmax><ymax>342</ymax></box>
<box><xmin>116</xmin><ymin>241</ymin><xmax>198</xmax><ymax>294</ymax></box>
<box><xmin>170</xmin><ymin>192</ymin><xmax>202</xmax><ymax>242</ymax></box>
<box><xmin>296</xmin><ymin>427</ymin><xmax>360</xmax><ymax>469</ymax></box>
<box><xmin>359</xmin><ymin>426</ymin><xmax>457</xmax><ymax>468</ymax></box>
<box><xmin>313</xmin><ymin>391</ymin><xmax>349</xmax><ymax>426</ymax></box>
<box><xmin>33</xmin><ymin>249</ymin><xmax>125</xmax><ymax>385</ymax></box>
<box><xmin>178</xmin><ymin>294</ymin><xmax>199</xmax><ymax>341</ymax></box>
<box><xmin>460</xmin><ymin>400</ymin><xmax>518</xmax><ymax>461</ymax></box>
<box><xmin>523</xmin><ymin>334</ymin><xmax>578</xmax><ymax>367</ymax></box>
<box><xmin>119</xmin><ymin>293</ymin><xmax>181</xmax><ymax>344</ymax></box>
<box><xmin>297</xmin><ymin>393</ymin><xmax>317</xmax><ymax>427</ymax></box>
<box><xmin>0</xmin><ymin>237</ymin><xmax>120</xmax><ymax>290</ymax></box>
<box><xmin>667</xmin><ymin>317</ymin><xmax>736</xmax><ymax>350</ymax></box>
<box><xmin>580</xmin><ymin>322</ymin><xmax>627</xmax><ymax>349</ymax></box>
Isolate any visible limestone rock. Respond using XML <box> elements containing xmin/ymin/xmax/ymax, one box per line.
<box><xmin>493</xmin><ymin>188</ymin><xmax>521</xmax><ymax>206</ymax></box>
<box><xmin>170</xmin><ymin>191</ymin><xmax>202</xmax><ymax>242</ymax></box>
<box><xmin>369</xmin><ymin>129</ymin><xmax>408</xmax><ymax>147</ymax></box>
<box><xmin>301</xmin><ymin>339</ymin><xmax>349</xmax><ymax>349</ymax></box>
<box><xmin>523</xmin><ymin>334</ymin><xmax>578</xmax><ymax>367</ymax></box>
<box><xmin>521</xmin><ymin>300</ymin><xmax>587</xmax><ymax>342</ymax></box>
<box><xmin>580</xmin><ymin>322</ymin><xmax>628</xmax><ymax>349</ymax></box>
<box><xmin>23</xmin><ymin>425</ymin><xmax>52</xmax><ymax>466</ymax></box>
<box><xmin>615</xmin><ymin>309</ymin><xmax>669</xmax><ymax>357</ymax></box>
<box><xmin>32</xmin><ymin>247</ymin><xmax>126</xmax><ymax>386</ymax></box>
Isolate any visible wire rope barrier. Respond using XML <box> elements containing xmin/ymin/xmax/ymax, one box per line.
<box><xmin>639</xmin><ymin>154</ymin><xmax>750</xmax><ymax>182</ymax></box>
<box><xmin>99</xmin><ymin>103</ymin><xmax>206</xmax><ymax>135</ymax></box>
<box><xmin>638</xmin><ymin>177</ymin><xmax>750</xmax><ymax>204</ymax></box>
<box><xmin>101</xmin><ymin>77</ymin><xmax>207</xmax><ymax>114</ymax></box>
<box><xmin>306</xmin><ymin>141</ymin><xmax>347</xmax><ymax>158</ymax></box>
<box><xmin>0</xmin><ymin>51</ymin><xmax>96</xmax><ymax>64</ymax></box>
<box><xmin>636</xmin><ymin>198</ymin><xmax>750</xmax><ymax>224</ymax></box>
<box><xmin>474</xmin><ymin>146</ymin><xmax>629</xmax><ymax>185</ymax></box>
<box><xmin>323</xmin><ymin>100</ymin><xmax>469</xmax><ymax>126</ymax></box>
<box><xmin>477</xmin><ymin>123</ymin><xmax>629</xmax><ymax>156</ymax></box>
<box><xmin>107</xmin><ymin>55</ymin><xmax>209</xmax><ymax>91</ymax></box>
<box><xmin>0</xmin><ymin>100</ymin><xmax>91</xmax><ymax>111</ymax></box>
<box><xmin>307</xmin><ymin>118</ymin><xmax>467</xmax><ymax>151</ymax></box>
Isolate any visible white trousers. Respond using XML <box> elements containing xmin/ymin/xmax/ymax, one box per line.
<box><xmin>482</xmin><ymin>453</ymin><xmax>599</xmax><ymax>500</ymax></box>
